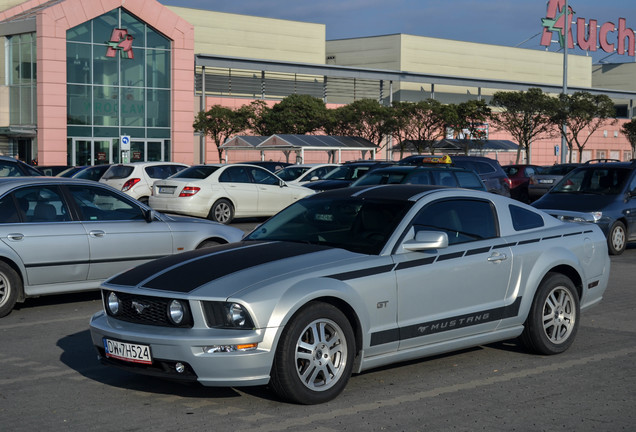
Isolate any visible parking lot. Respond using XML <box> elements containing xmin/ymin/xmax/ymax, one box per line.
<box><xmin>1</xmin><ymin>234</ymin><xmax>635</xmax><ymax>431</ymax></box>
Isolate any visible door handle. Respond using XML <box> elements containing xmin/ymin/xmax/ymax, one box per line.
<box><xmin>487</xmin><ymin>252</ymin><xmax>508</xmax><ymax>263</ymax></box>
<box><xmin>7</xmin><ymin>233</ymin><xmax>24</xmax><ymax>241</ymax></box>
<box><xmin>89</xmin><ymin>230</ymin><xmax>105</xmax><ymax>238</ymax></box>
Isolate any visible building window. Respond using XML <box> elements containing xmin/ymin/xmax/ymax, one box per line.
<box><xmin>66</xmin><ymin>8</ymin><xmax>171</xmax><ymax>142</ymax></box>
<box><xmin>7</xmin><ymin>33</ymin><xmax>36</xmax><ymax>125</ymax></box>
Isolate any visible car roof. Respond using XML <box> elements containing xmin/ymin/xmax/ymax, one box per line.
<box><xmin>368</xmin><ymin>165</ymin><xmax>473</xmax><ymax>173</ymax></box>
<box><xmin>308</xmin><ymin>184</ymin><xmax>456</xmax><ymax>202</ymax></box>
<box><xmin>0</xmin><ymin>175</ymin><xmax>114</xmax><ymax>192</ymax></box>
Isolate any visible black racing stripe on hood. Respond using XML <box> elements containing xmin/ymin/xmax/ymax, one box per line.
<box><xmin>136</xmin><ymin>241</ymin><xmax>331</xmax><ymax>293</ymax></box>
<box><xmin>108</xmin><ymin>241</ymin><xmax>244</xmax><ymax>287</ymax></box>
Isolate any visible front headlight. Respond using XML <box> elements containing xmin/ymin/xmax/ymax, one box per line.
<box><xmin>203</xmin><ymin>302</ymin><xmax>255</xmax><ymax>329</ymax></box>
<box><xmin>168</xmin><ymin>300</ymin><xmax>186</xmax><ymax>325</ymax></box>
<box><xmin>107</xmin><ymin>292</ymin><xmax>120</xmax><ymax>315</ymax></box>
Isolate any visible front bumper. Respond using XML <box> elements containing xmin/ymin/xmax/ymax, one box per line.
<box><xmin>89</xmin><ymin>311</ymin><xmax>274</xmax><ymax>387</ymax></box>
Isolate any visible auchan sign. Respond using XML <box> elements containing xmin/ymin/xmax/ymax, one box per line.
<box><xmin>540</xmin><ymin>0</ymin><xmax>635</xmax><ymax>56</ymax></box>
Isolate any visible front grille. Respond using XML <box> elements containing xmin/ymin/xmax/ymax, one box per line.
<box><xmin>104</xmin><ymin>290</ymin><xmax>193</xmax><ymax>328</ymax></box>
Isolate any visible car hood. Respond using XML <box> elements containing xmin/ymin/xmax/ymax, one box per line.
<box><xmin>104</xmin><ymin>241</ymin><xmax>362</xmax><ymax>299</ymax></box>
<box><xmin>304</xmin><ymin>179</ymin><xmax>352</xmax><ymax>190</ymax></box>
<box><xmin>533</xmin><ymin>191</ymin><xmax>620</xmax><ymax>212</ymax></box>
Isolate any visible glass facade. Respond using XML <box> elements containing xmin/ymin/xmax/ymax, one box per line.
<box><xmin>7</xmin><ymin>33</ymin><xmax>37</xmax><ymax>126</ymax></box>
<box><xmin>66</xmin><ymin>8</ymin><xmax>171</xmax><ymax>165</ymax></box>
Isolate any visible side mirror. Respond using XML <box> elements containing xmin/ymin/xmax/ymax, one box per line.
<box><xmin>143</xmin><ymin>208</ymin><xmax>157</xmax><ymax>223</ymax></box>
<box><xmin>402</xmin><ymin>230</ymin><xmax>448</xmax><ymax>252</ymax></box>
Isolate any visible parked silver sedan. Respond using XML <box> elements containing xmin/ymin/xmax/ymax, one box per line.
<box><xmin>0</xmin><ymin>177</ymin><xmax>244</xmax><ymax>317</ymax></box>
<box><xmin>90</xmin><ymin>185</ymin><xmax>609</xmax><ymax>404</ymax></box>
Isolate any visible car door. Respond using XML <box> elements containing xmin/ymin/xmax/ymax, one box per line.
<box><xmin>66</xmin><ymin>184</ymin><xmax>173</xmax><ymax>281</ymax></box>
<box><xmin>393</xmin><ymin>197</ymin><xmax>513</xmax><ymax>351</ymax></box>
<box><xmin>0</xmin><ymin>185</ymin><xmax>89</xmax><ymax>286</ymax></box>
<box><xmin>247</xmin><ymin>166</ymin><xmax>295</xmax><ymax>214</ymax></box>
<box><xmin>218</xmin><ymin>166</ymin><xmax>259</xmax><ymax>215</ymax></box>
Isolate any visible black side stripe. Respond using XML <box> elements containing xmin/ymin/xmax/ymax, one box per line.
<box><xmin>395</xmin><ymin>256</ymin><xmax>436</xmax><ymax>271</ymax></box>
<box><xmin>370</xmin><ymin>297</ymin><xmax>523</xmax><ymax>346</ymax></box>
<box><xmin>328</xmin><ymin>231</ymin><xmax>589</xmax><ymax>282</ymax></box>
<box><xmin>329</xmin><ymin>264</ymin><xmax>396</xmax><ymax>281</ymax></box>
<box><xmin>25</xmin><ymin>255</ymin><xmax>168</xmax><ymax>269</ymax></box>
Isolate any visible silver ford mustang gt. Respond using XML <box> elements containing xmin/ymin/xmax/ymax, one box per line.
<box><xmin>89</xmin><ymin>185</ymin><xmax>610</xmax><ymax>404</ymax></box>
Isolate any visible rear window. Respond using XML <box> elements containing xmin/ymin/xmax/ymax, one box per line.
<box><xmin>172</xmin><ymin>165</ymin><xmax>219</xmax><ymax>179</ymax></box>
<box><xmin>102</xmin><ymin>165</ymin><xmax>134</xmax><ymax>179</ymax></box>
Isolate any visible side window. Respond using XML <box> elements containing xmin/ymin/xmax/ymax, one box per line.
<box><xmin>0</xmin><ymin>195</ymin><xmax>20</xmax><ymax>223</ymax></box>
<box><xmin>219</xmin><ymin>166</ymin><xmax>251</xmax><ymax>183</ymax></box>
<box><xmin>250</xmin><ymin>167</ymin><xmax>279</xmax><ymax>185</ymax></box>
<box><xmin>13</xmin><ymin>186</ymin><xmax>71</xmax><ymax>223</ymax></box>
<box><xmin>68</xmin><ymin>185</ymin><xmax>145</xmax><ymax>221</ymax></box>
<box><xmin>455</xmin><ymin>171</ymin><xmax>484</xmax><ymax>189</ymax></box>
<box><xmin>412</xmin><ymin>199</ymin><xmax>498</xmax><ymax>245</ymax></box>
<box><xmin>628</xmin><ymin>173</ymin><xmax>636</xmax><ymax>193</ymax></box>
<box><xmin>509</xmin><ymin>205</ymin><xmax>545</xmax><ymax>231</ymax></box>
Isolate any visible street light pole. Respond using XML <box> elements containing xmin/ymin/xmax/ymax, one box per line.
<box><xmin>561</xmin><ymin>0</ymin><xmax>569</xmax><ymax>163</ymax></box>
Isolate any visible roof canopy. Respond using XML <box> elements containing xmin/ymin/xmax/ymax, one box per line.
<box><xmin>395</xmin><ymin>139</ymin><xmax>519</xmax><ymax>155</ymax></box>
<box><xmin>221</xmin><ymin>134</ymin><xmax>377</xmax><ymax>163</ymax></box>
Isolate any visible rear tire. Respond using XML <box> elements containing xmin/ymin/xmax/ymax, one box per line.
<box><xmin>521</xmin><ymin>273</ymin><xmax>579</xmax><ymax>355</ymax></box>
<box><xmin>0</xmin><ymin>262</ymin><xmax>21</xmax><ymax>318</ymax></box>
<box><xmin>208</xmin><ymin>199</ymin><xmax>234</xmax><ymax>224</ymax></box>
<box><xmin>607</xmin><ymin>221</ymin><xmax>626</xmax><ymax>255</ymax></box>
<box><xmin>270</xmin><ymin>302</ymin><xmax>355</xmax><ymax>404</ymax></box>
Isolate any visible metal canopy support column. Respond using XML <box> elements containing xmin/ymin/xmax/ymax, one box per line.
<box><xmin>200</xmin><ymin>66</ymin><xmax>206</xmax><ymax>164</ymax></box>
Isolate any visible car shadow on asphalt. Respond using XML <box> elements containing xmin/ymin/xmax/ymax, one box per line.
<box><xmin>57</xmin><ymin>329</ymin><xmax>275</xmax><ymax>401</ymax></box>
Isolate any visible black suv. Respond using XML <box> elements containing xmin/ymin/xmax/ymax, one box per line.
<box><xmin>304</xmin><ymin>161</ymin><xmax>394</xmax><ymax>191</ymax></box>
<box><xmin>399</xmin><ymin>155</ymin><xmax>511</xmax><ymax>196</ymax></box>
<box><xmin>532</xmin><ymin>159</ymin><xmax>636</xmax><ymax>255</ymax></box>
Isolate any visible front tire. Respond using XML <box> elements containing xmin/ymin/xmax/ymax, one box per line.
<box><xmin>270</xmin><ymin>302</ymin><xmax>355</xmax><ymax>404</ymax></box>
<box><xmin>0</xmin><ymin>262</ymin><xmax>21</xmax><ymax>318</ymax></box>
<box><xmin>521</xmin><ymin>273</ymin><xmax>579</xmax><ymax>355</ymax></box>
<box><xmin>607</xmin><ymin>221</ymin><xmax>626</xmax><ymax>255</ymax></box>
<box><xmin>208</xmin><ymin>199</ymin><xmax>234</xmax><ymax>224</ymax></box>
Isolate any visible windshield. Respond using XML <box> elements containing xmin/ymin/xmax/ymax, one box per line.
<box><xmin>276</xmin><ymin>166</ymin><xmax>309</xmax><ymax>181</ymax></box>
<box><xmin>323</xmin><ymin>165</ymin><xmax>370</xmax><ymax>181</ymax></box>
<box><xmin>352</xmin><ymin>171</ymin><xmax>409</xmax><ymax>186</ymax></box>
<box><xmin>543</xmin><ymin>164</ymin><xmax>579</xmax><ymax>175</ymax></box>
<box><xmin>551</xmin><ymin>167</ymin><xmax>630</xmax><ymax>195</ymax></box>
<box><xmin>245</xmin><ymin>197</ymin><xmax>412</xmax><ymax>255</ymax></box>
<box><xmin>172</xmin><ymin>165</ymin><xmax>219</xmax><ymax>179</ymax></box>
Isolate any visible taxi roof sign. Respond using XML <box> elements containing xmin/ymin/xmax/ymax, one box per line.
<box><xmin>417</xmin><ymin>155</ymin><xmax>452</xmax><ymax>164</ymax></box>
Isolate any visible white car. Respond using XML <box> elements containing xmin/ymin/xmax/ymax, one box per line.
<box><xmin>100</xmin><ymin>162</ymin><xmax>188</xmax><ymax>204</ymax></box>
<box><xmin>149</xmin><ymin>164</ymin><xmax>315</xmax><ymax>224</ymax></box>
<box><xmin>275</xmin><ymin>163</ymin><xmax>340</xmax><ymax>184</ymax></box>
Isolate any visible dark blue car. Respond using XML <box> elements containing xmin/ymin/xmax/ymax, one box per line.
<box><xmin>532</xmin><ymin>160</ymin><xmax>636</xmax><ymax>255</ymax></box>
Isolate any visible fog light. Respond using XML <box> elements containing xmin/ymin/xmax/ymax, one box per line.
<box><xmin>175</xmin><ymin>362</ymin><xmax>185</xmax><ymax>373</ymax></box>
<box><xmin>202</xmin><ymin>343</ymin><xmax>258</xmax><ymax>354</ymax></box>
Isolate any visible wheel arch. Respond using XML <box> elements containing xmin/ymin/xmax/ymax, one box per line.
<box><xmin>0</xmin><ymin>256</ymin><xmax>26</xmax><ymax>303</ymax></box>
<box><xmin>259</xmin><ymin>279</ymin><xmax>369</xmax><ymax>371</ymax></box>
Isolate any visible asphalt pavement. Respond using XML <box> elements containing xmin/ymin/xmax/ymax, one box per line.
<box><xmin>0</xmin><ymin>243</ymin><xmax>634</xmax><ymax>431</ymax></box>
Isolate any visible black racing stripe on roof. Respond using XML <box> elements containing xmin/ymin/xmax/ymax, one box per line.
<box><xmin>142</xmin><ymin>242</ymin><xmax>332</xmax><ymax>293</ymax></box>
<box><xmin>107</xmin><ymin>242</ymin><xmax>244</xmax><ymax>287</ymax></box>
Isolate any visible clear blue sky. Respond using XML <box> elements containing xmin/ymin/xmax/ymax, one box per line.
<box><xmin>159</xmin><ymin>0</ymin><xmax>636</xmax><ymax>63</ymax></box>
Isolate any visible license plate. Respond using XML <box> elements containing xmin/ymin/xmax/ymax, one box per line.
<box><xmin>159</xmin><ymin>186</ymin><xmax>175</xmax><ymax>194</ymax></box>
<box><xmin>538</xmin><ymin>179</ymin><xmax>554</xmax><ymax>184</ymax></box>
<box><xmin>103</xmin><ymin>338</ymin><xmax>152</xmax><ymax>364</ymax></box>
